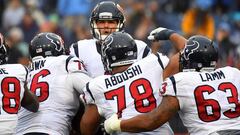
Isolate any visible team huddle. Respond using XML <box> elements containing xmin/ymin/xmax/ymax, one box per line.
<box><xmin>0</xmin><ymin>1</ymin><xmax>239</xmax><ymax>135</ymax></box>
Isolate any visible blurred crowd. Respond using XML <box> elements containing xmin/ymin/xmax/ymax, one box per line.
<box><xmin>0</xmin><ymin>0</ymin><xmax>240</xmax><ymax>68</ymax></box>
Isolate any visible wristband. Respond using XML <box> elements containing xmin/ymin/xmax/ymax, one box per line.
<box><xmin>154</xmin><ymin>29</ymin><xmax>175</xmax><ymax>40</ymax></box>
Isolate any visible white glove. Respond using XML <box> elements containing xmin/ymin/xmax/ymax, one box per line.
<box><xmin>148</xmin><ymin>27</ymin><xmax>175</xmax><ymax>41</ymax></box>
<box><xmin>104</xmin><ymin>114</ymin><xmax>121</xmax><ymax>134</ymax></box>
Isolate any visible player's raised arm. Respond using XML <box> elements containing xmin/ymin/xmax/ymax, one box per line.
<box><xmin>148</xmin><ymin>27</ymin><xmax>186</xmax><ymax>53</ymax></box>
<box><xmin>147</xmin><ymin>27</ymin><xmax>187</xmax><ymax>79</ymax></box>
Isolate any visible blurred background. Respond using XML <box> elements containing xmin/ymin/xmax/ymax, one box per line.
<box><xmin>1</xmin><ymin>0</ymin><xmax>238</xmax><ymax>134</ymax></box>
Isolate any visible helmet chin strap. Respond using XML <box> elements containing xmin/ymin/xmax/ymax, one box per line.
<box><xmin>93</xmin><ymin>28</ymin><xmax>109</xmax><ymax>41</ymax></box>
<box><xmin>100</xmin><ymin>27</ymin><xmax>120</xmax><ymax>40</ymax></box>
<box><xmin>100</xmin><ymin>35</ymin><xmax>108</xmax><ymax>41</ymax></box>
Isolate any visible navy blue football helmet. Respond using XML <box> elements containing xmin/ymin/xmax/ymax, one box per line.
<box><xmin>90</xmin><ymin>1</ymin><xmax>125</xmax><ymax>40</ymax></box>
<box><xmin>180</xmin><ymin>35</ymin><xmax>218</xmax><ymax>72</ymax></box>
<box><xmin>101</xmin><ymin>31</ymin><xmax>137</xmax><ymax>72</ymax></box>
<box><xmin>29</xmin><ymin>32</ymin><xmax>65</xmax><ymax>58</ymax></box>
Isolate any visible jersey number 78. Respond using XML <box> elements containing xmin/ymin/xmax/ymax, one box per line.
<box><xmin>104</xmin><ymin>78</ymin><xmax>157</xmax><ymax>116</ymax></box>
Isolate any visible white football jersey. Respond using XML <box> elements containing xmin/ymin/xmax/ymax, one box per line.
<box><xmin>84</xmin><ymin>54</ymin><xmax>173</xmax><ymax>135</ymax></box>
<box><xmin>0</xmin><ymin>64</ymin><xmax>27</xmax><ymax>135</ymax></box>
<box><xmin>17</xmin><ymin>55</ymin><xmax>91</xmax><ymax>135</ymax></box>
<box><xmin>162</xmin><ymin>66</ymin><xmax>240</xmax><ymax>135</ymax></box>
<box><xmin>69</xmin><ymin>39</ymin><xmax>151</xmax><ymax>78</ymax></box>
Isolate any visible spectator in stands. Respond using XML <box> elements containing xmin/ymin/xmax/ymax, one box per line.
<box><xmin>181</xmin><ymin>0</ymin><xmax>215</xmax><ymax>39</ymax></box>
<box><xmin>6</xmin><ymin>27</ymin><xmax>29</xmax><ymax>66</ymax></box>
<box><xmin>216</xmin><ymin>22</ymin><xmax>236</xmax><ymax>67</ymax></box>
<box><xmin>25</xmin><ymin>0</ymin><xmax>46</xmax><ymax>26</ymax></box>
<box><xmin>2</xmin><ymin>0</ymin><xmax>25</xmax><ymax>30</ymax></box>
<box><xmin>19</xmin><ymin>10</ymin><xmax>39</xmax><ymax>43</ymax></box>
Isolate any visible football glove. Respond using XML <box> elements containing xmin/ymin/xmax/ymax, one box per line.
<box><xmin>104</xmin><ymin>114</ymin><xmax>121</xmax><ymax>134</ymax></box>
<box><xmin>148</xmin><ymin>27</ymin><xmax>175</xmax><ymax>41</ymax></box>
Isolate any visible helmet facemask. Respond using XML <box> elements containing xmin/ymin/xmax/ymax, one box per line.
<box><xmin>90</xmin><ymin>2</ymin><xmax>125</xmax><ymax>41</ymax></box>
<box><xmin>101</xmin><ymin>37</ymin><xmax>113</xmax><ymax>72</ymax></box>
<box><xmin>91</xmin><ymin>19</ymin><xmax>123</xmax><ymax>41</ymax></box>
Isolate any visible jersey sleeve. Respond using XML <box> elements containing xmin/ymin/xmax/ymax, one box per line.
<box><xmin>69</xmin><ymin>42</ymin><xmax>79</xmax><ymax>57</ymax></box>
<box><xmin>14</xmin><ymin>64</ymin><xmax>28</xmax><ymax>98</ymax></box>
<box><xmin>83</xmin><ymin>82</ymin><xmax>96</xmax><ymax>105</ymax></box>
<box><xmin>160</xmin><ymin>76</ymin><xmax>177</xmax><ymax>97</ymax></box>
<box><xmin>160</xmin><ymin>73</ymin><xmax>185</xmax><ymax>110</ymax></box>
<box><xmin>66</xmin><ymin>72</ymin><xmax>92</xmax><ymax>94</ymax></box>
<box><xmin>16</xmin><ymin>64</ymin><xmax>28</xmax><ymax>83</ymax></box>
<box><xmin>82</xmin><ymin>77</ymin><xmax>104</xmax><ymax>104</ymax></box>
<box><xmin>66</xmin><ymin>56</ymin><xmax>88</xmax><ymax>74</ymax></box>
<box><xmin>135</xmin><ymin>40</ymin><xmax>151</xmax><ymax>60</ymax></box>
<box><xmin>156</xmin><ymin>52</ymin><xmax>169</xmax><ymax>69</ymax></box>
<box><xmin>65</xmin><ymin>56</ymin><xmax>91</xmax><ymax>94</ymax></box>
<box><xmin>82</xmin><ymin>78</ymin><xmax>107</xmax><ymax>115</ymax></box>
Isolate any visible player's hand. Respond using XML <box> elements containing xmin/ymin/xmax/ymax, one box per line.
<box><xmin>148</xmin><ymin>27</ymin><xmax>175</xmax><ymax>41</ymax></box>
<box><xmin>104</xmin><ymin>114</ymin><xmax>121</xmax><ymax>134</ymax></box>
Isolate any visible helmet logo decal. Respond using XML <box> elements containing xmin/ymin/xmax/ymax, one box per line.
<box><xmin>183</xmin><ymin>40</ymin><xmax>200</xmax><ymax>60</ymax></box>
<box><xmin>102</xmin><ymin>36</ymin><xmax>113</xmax><ymax>57</ymax></box>
<box><xmin>46</xmin><ymin>33</ymin><xmax>62</xmax><ymax>52</ymax></box>
<box><xmin>102</xmin><ymin>36</ymin><xmax>113</xmax><ymax>71</ymax></box>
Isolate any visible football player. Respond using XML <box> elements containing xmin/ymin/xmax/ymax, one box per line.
<box><xmin>71</xmin><ymin>2</ymin><xmax>186</xmax><ymax>134</ymax></box>
<box><xmin>16</xmin><ymin>32</ymin><xmax>91</xmax><ymax>135</ymax></box>
<box><xmin>0</xmin><ymin>33</ymin><xmax>39</xmax><ymax>134</ymax></box>
<box><xmin>69</xmin><ymin>1</ymin><xmax>185</xmax><ymax>78</ymax></box>
<box><xmin>104</xmin><ymin>35</ymin><xmax>240</xmax><ymax>135</ymax></box>
<box><xmin>69</xmin><ymin>1</ymin><xmax>150</xmax><ymax>77</ymax></box>
<box><xmin>80</xmin><ymin>31</ymin><xmax>186</xmax><ymax>135</ymax></box>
